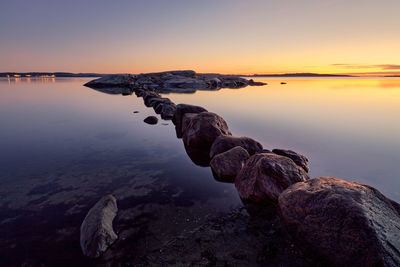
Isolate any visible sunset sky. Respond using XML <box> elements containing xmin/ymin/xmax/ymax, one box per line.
<box><xmin>1</xmin><ymin>0</ymin><xmax>399</xmax><ymax>75</ymax></box>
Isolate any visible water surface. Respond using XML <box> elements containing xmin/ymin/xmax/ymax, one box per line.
<box><xmin>0</xmin><ymin>77</ymin><xmax>399</xmax><ymax>265</ymax></box>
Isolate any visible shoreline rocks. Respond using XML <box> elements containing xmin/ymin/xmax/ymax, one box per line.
<box><xmin>80</xmin><ymin>195</ymin><xmax>118</xmax><ymax>258</ymax></box>
<box><xmin>235</xmin><ymin>153</ymin><xmax>309</xmax><ymax>203</ymax></box>
<box><xmin>279</xmin><ymin>177</ymin><xmax>400</xmax><ymax>267</ymax></box>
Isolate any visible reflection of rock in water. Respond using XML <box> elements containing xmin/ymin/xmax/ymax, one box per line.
<box><xmin>91</xmin><ymin>86</ymin><xmax>134</xmax><ymax>95</ymax></box>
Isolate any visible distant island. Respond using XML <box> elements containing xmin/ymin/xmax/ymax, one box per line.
<box><xmin>246</xmin><ymin>73</ymin><xmax>354</xmax><ymax>77</ymax></box>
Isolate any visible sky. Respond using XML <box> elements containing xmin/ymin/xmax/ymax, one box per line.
<box><xmin>1</xmin><ymin>0</ymin><xmax>399</xmax><ymax>75</ymax></box>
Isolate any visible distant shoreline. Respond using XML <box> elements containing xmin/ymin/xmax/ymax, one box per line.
<box><xmin>2</xmin><ymin>71</ymin><xmax>400</xmax><ymax>78</ymax></box>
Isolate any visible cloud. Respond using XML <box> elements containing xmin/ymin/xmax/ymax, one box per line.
<box><xmin>331</xmin><ymin>64</ymin><xmax>400</xmax><ymax>70</ymax></box>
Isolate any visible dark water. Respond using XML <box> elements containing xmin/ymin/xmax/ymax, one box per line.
<box><xmin>0</xmin><ymin>77</ymin><xmax>399</xmax><ymax>265</ymax></box>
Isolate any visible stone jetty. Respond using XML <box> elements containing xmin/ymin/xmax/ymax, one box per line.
<box><xmin>84</xmin><ymin>71</ymin><xmax>400</xmax><ymax>266</ymax></box>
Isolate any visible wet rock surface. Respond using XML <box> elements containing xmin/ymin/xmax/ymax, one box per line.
<box><xmin>279</xmin><ymin>177</ymin><xmax>400</xmax><ymax>267</ymax></box>
<box><xmin>272</xmin><ymin>148</ymin><xmax>310</xmax><ymax>172</ymax></box>
<box><xmin>210</xmin><ymin>146</ymin><xmax>250</xmax><ymax>182</ymax></box>
<box><xmin>235</xmin><ymin>153</ymin><xmax>309</xmax><ymax>203</ymax></box>
<box><xmin>210</xmin><ymin>135</ymin><xmax>263</xmax><ymax>158</ymax></box>
<box><xmin>80</xmin><ymin>195</ymin><xmax>118</xmax><ymax>258</ymax></box>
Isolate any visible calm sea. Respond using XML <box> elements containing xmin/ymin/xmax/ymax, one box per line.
<box><xmin>0</xmin><ymin>77</ymin><xmax>399</xmax><ymax>265</ymax></box>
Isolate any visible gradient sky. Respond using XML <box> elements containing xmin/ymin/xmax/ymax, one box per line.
<box><xmin>1</xmin><ymin>0</ymin><xmax>399</xmax><ymax>75</ymax></box>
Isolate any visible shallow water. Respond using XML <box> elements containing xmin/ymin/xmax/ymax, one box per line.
<box><xmin>0</xmin><ymin>77</ymin><xmax>399</xmax><ymax>265</ymax></box>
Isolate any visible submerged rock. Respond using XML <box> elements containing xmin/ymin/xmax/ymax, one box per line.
<box><xmin>144</xmin><ymin>116</ymin><xmax>158</xmax><ymax>125</ymax></box>
<box><xmin>84</xmin><ymin>74</ymin><xmax>135</xmax><ymax>88</ymax></box>
<box><xmin>80</xmin><ymin>195</ymin><xmax>118</xmax><ymax>258</ymax></box>
<box><xmin>210</xmin><ymin>136</ymin><xmax>263</xmax><ymax>158</ymax></box>
<box><xmin>172</xmin><ymin>104</ymin><xmax>208</xmax><ymax>138</ymax></box>
<box><xmin>235</xmin><ymin>153</ymin><xmax>309</xmax><ymax>203</ymax></box>
<box><xmin>210</xmin><ymin>146</ymin><xmax>250</xmax><ymax>182</ymax></box>
<box><xmin>183</xmin><ymin>112</ymin><xmax>231</xmax><ymax>164</ymax></box>
<box><xmin>272</xmin><ymin>149</ymin><xmax>309</xmax><ymax>172</ymax></box>
<box><xmin>278</xmin><ymin>177</ymin><xmax>400</xmax><ymax>267</ymax></box>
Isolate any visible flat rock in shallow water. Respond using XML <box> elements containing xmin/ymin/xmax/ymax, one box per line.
<box><xmin>235</xmin><ymin>153</ymin><xmax>309</xmax><ymax>203</ymax></box>
<box><xmin>279</xmin><ymin>177</ymin><xmax>400</xmax><ymax>267</ymax></box>
<box><xmin>80</xmin><ymin>195</ymin><xmax>118</xmax><ymax>258</ymax></box>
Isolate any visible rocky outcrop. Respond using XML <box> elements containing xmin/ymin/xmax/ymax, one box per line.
<box><xmin>183</xmin><ymin>112</ymin><xmax>232</xmax><ymax>165</ymax></box>
<box><xmin>278</xmin><ymin>177</ymin><xmax>400</xmax><ymax>267</ymax></box>
<box><xmin>210</xmin><ymin>136</ymin><xmax>263</xmax><ymax>158</ymax></box>
<box><xmin>80</xmin><ymin>195</ymin><xmax>118</xmax><ymax>258</ymax></box>
<box><xmin>84</xmin><ymin>70</ymin><xmax>266</xmax><ymax>94</ymax></box>
<box><xmin>84</xmin><ymin>74</ymin><xmax>135</xmax><ymax>88</ymax></box>
<box><xmin>272</xmin><ymin>149</ymin><xmax>309</xmax><ymax>172</ymax></box>
<box><xmin>144</xmin><ymin>116</ymin><xmax>158</xmax><ymax>125</ymax></box>
<box><xmin>172</xmin><ymin>104</ymin><xmax>208</xmax><ymax>138</ymax></box>
<box><xmin>235</xmin><ymin>153</ymin><xmax>309</xmax><ymax>203</ymax></box>
<box><xmin>210</xmin><ymin>146</ymin><xmax>250</xmax><ymax>182</ymax></box>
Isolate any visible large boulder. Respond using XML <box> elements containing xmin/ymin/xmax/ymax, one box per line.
<box><xmin>278</xmin><ymin>177</ymin><xmax>400</xmax><ymax>267</ymax></box>
<box><xmin>235</xmin><ymin>153</ymin><xmax>309</xmax><ymax>203</ymax></box>
<box><xmin>210</xmin><ymin>146</ymin><xmax>250</xmax><ymax>182</ymax></box>
<box><xmin>84</xmin><ymin>74</ymin><xmax>135</xmax><ymax>88</ymax></box>
<box><xmin>183</xmin><ymin>112</ymin><xmax>232</xmax><ymax>165</ymax></box>
<box><xmin>173</xmin><ymin>104</ymin><xmax>208</xmax><ymax>138</ymax></box>
<box><xmin>210</xmin><ymin>136</ymin><xmax>263</xmax><ymax>158</ymax></box>
<box><xmin>272</xmin><ymin>149</ymin><xmax>309</xmax><ymax>172</ymax></box>
<box><xmin>80</xmin><ymin>195</ymin><xmax>118</xmax><ymax>258</ymax></box>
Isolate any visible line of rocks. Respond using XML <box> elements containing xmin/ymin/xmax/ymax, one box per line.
<box><xmin>83</xmin><ymin>73</ymin><xmax>400</xmax><ymax>266</ymax></box>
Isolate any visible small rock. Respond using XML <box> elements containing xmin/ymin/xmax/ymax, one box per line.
<box><xmin>210</xmin><ymin>146</ymin><xmax>250</xmax><ymax>182</ymax></box>
<box><xmin>80</xmin><ymin>195</ymin><xmax>118</xmax><ymax>258</ymax></box>
<box><xmin>144</xmin><ymin>116</ymin><xmax>158</xmax><ymax>125</ymax></box>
